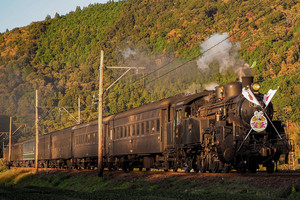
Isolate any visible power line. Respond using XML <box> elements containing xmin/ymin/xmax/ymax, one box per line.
<box><xmin>103</xmin><ymin>0</ymin><xmax>270</xmax><ymax>101</ymax></box>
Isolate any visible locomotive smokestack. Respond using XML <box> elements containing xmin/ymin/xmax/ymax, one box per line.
<box><xmin>241</xmin><ymin>76</ymin><xmax>253</xmax><ymax>89</ymax></box>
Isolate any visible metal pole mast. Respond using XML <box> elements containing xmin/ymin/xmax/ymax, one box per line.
<box><xmin>98</xmin><ymin>50</ymin><xmax>104</xmax><ymax>177</ymax></box>
<box><xmin>8</xmin><ymin>116</ymin><xmax>12</xmax><ymax>162</ymax></box>
<box><xmin>35</xmin><ymin>89</ymin><xmax>39</xmax><ymax>173</ymax></box>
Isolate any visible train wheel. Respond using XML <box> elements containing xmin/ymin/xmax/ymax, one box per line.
<box><xmin>128</xmin><ymin>162</ymin><xmax>134</xmax><ymax>171</ymax></box>
<box><xmin>193</xmin><ymin>158</ymin><xmax>199</xmax><ymax>173</ymax></box>
<box><xmin>184</xmin><ymin>168</ymin><xmax>191</xmax><ymax>173</ymax></box>
<box><xmin>122</xmin><ymin>164</ymin><xmax>128</xmax><ymax>172</ymax></box>
<box><xmin>211</xmin><ymin>161</ymin><xmax>220</xmax><ymax>173</ymax></box>
<box><xmin>266</xmin><ymin>163</ymin><xmax>275</xmax><ymax>174</ymax></box>
<box><xmin>248</xmin><ymin>158</ymin><xmax>257</xmax><ymax>173</ymax></box>
<box><xmin>237</xmin><ymin>165</ymin><xmax>247</xmax><ymax>173</ymax></box>
<box><xmin>128</xmin><ymin>167</ymin><xmax>134</xmax><ymax>171</ymax></box>
<box><xmin>248</xmin><ymin>164</ymin><xmax>257</xmax><ymax>173</ymax></box>
<box><xmin>199</xmin><ymin>156</ymin><xmax>208</xmax><ymax>173</ymax></box>
<box><xmin>173</xmin><ymin>161</ymin><xmax>179</xmax><ymax>172</ymax></box>
<box><xmin>222</xmin><ymin>165</ymin><xmax>231</xmax><ymax>173</ymax></box>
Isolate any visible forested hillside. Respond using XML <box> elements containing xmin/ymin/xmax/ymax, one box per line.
<box><xmin>0</xmin><ymin>0</ymin><xmax>298</xmax><ymax>141</ymax></box>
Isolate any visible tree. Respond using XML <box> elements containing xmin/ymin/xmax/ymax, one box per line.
<box><xmin>45</xmin><ymin>15</ymin><xmax>51</xmax><ymax>20</ymax></box>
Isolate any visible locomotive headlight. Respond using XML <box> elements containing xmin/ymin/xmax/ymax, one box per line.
<box><xmin>252</xmin><ymin>82</ymin><xmax>261</xmax><ymax>91</ymax></box>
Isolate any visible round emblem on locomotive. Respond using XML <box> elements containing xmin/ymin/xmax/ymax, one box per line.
<box><xmin>250</xmin><ymin>111</ymin><xmax>268</xmax><ymax>132</ymax></box>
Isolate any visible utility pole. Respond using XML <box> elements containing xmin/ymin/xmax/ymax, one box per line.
<box><xmin>2</xmin><ymin>141</ymin><xmax>4</xmax><ymax>158</ymax></box>
<box><xmin>35</xmin><ymin>89</ymin><xmax>39</xmax><ymax>174</ymax></box>
<box><xmin>78</xmin><ymin>97</ymin><xmax>81</xmax><ymax>124</ymax></box>
<box><xmin>96</xmin><ymin>52</ymin><xmax>145</xmax><ymax>177</ymax></box>
<box><xmin>8</xmin><ymin>116</ymin><xmax>12</xmax><ymax>162</ymax></box>
<box><xmin>98</xmin><ymin>50</ymin><xmax>104</xmax><ymax>177</ymax></box>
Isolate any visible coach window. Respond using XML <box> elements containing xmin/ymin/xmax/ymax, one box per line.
<box><xmin>110</xmin><ymin>129</ymin><xmax>113</xmax><ymax>140</ymax></box>
<box><xmin>146</xmin><ymin>121</ymin><xmax>150</xmax><ymax>134</ymax></box>
<box><xmin>141</xmin><ymin>122</ymin><xmax>145</xmax><ymax>135</ymax></box>
<box><xmin>131</xmin><ymin>125</ymin><xmax>135</xmax><ymax>136</ymax></box>
<box><xmin>137</xmin><ymin>123</ymin><xmax>140</xmax><ymax>136</ymax></box>
<box><xmin>79</xmin><ymin>135</ymin><xmax>82</xmax><ymax>145</ymax></box>
<box><xmin>176</xmin><ymin>109</ymin><xmax>182</xmax><ymax>125</ymax></box>
<box><xmin>156</xmin><ymin>119</ymin><xmax>160</xmax><ymax>132</ymax></box>
<box><xmin>124</xmin><ymin>126</ymin><xmax>127</xmax><ymax>137</ymax></box>
<box><xmin>83</xmin><ymin>134</ymin><xmax>87</xmax><ymax>144</ymax></box>
<box><xmin>85</xmin><ymin>134</ymin><xmax>87</xmax><ymax>144</ymax></box>
<box><xmin>93</xmin><ymin>133</ymin><xmax>96</xmax><ymax>144</ymax></box>
<box><xmin>128</xmin><ymin>126</ymin><xmax>131</xmax><ymax>137</ymax></box>
<box><xmin>87</xmin><ymin>134</ymin><xmax>91</xmax><ymax>144</ymax></box>
<box><xmin>116</xmin><ymin>127</ymin><xmax>119</xmax><ymax>139</ymax></box>
<box><xmin>185</xmin><ymin>107</ymin><xmax>191</xmax><ymax>118</ymax></box>
<box><xmin>150</xmin><ymin>120</ymin><xmax>155</xmax><ymax>134</ymax></box>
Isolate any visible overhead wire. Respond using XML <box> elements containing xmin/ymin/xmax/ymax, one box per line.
<box><xmin>102</xmin><ymin>0</ymin><xmax>270</xmax><ymax>101</ymax></box>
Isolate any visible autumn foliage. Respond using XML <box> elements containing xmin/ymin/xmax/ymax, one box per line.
<box><xmin>0</xmin><ymin>0</ymin><xmax>298</xmax><ymax>142</ymax></box>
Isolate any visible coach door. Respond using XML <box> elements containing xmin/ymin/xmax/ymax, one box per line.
<box><xmin>161</xmin><ymin>109</ymin><xmax>168</xmax><ymax>151</ymax></box>
<box><xmin>103</xmin><ymin>123</ymin><xmax>108</xmax><ymax>156</ymax></box>
<box><xmin>107</xmin><ymin>121</ymin><xmax>114</xmax><ymax>156</ymax></box>
<box><xmin>167</xmin><ymin>106</ymin><xmax>175</xmax><ymax>147</ymax></box>
<box><xmin>175</xmin><ymin>107</ymin><xmax>183</xmax><ymax>145</ymax></box>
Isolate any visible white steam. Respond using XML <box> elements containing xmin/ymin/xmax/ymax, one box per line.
<box><xmin>197</xmin><ymin>32</ymin><xmax>251</xmax><ymax>78</ymax></box>
<box><xmin>185</xmin><ymin>83</ymin><xmax>202</xmax><ymax>94</ymax></box>
<box><xmin>122</xmin><ymin>48</ymin><xmax>137</xmax><ymax>59</ymax></box>
<box><xmin>204</xmin><ymin>82</ymin><xmax>218</xmax><ymax>90</ymax></box>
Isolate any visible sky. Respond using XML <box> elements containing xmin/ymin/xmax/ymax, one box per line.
<box><xmin>0</xmin><ymin>0</ymin><xmax>110</xmax><ymax>33</ymax></box>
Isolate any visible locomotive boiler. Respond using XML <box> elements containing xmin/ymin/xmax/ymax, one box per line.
<box><xmin>3</xmin><ymin>76</ymin><xmax>292</xmax><ymax>173</ymax></box>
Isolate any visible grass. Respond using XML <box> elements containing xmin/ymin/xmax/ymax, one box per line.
<box><xmin>0</xmin><ymin>168</ymin><xmax>299</xmax><ymax>200</ymax></box>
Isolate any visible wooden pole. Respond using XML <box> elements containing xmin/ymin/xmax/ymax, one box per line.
<box><xmin>35</xmin><ymin>89</ymin><xmax>39</xmax><ymax>173</ymax></box>
<box><xmin>78</xmin><ymin>97</ymin><xmax>81</xmax><ymax>124</ymax></box>
<box><xmin>98</xmin><ymin>50</ymin><xmax>104</xmax><ymax>177</ymax></box>
<box><xmin>8</xmin><ymin>116</ymin><xmax>12</xmax><ymax>162</ymax></box>
<box><xmin>2</xmin><ymin>141</ymin><xmax>4</xmax><ymax>158</ymax></box>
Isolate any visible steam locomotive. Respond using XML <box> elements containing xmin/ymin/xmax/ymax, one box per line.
<box><xmin>3</xmin><ymin>76</ymin><xmax>292</xmax><ymax>173</ymax></box>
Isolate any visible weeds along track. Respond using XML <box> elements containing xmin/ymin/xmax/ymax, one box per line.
<box><xmin>10</xmin><ymin>167</ymin><xmax>300</xmax><ymax>178</ymax></box>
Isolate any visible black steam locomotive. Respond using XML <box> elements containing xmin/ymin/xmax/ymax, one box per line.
<box><xmin>3</xmin><ymin>76</ymin><xmax>292</xmax><ymax>173</ymax></box>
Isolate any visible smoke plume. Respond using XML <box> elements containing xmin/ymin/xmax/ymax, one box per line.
<box><xmin>122</xmin><ymin>48</ymin><xmax>137</xmax><ymax>59</ymax></box>
<box><xmin>204</xmin><ymin>82</ymin><xmax>218</xmax><ymax>90</ymax></box>
<box><xmin>197</xmin><ymin>32</ymin><xmax>251</xmax><ymax>78</ymax></box>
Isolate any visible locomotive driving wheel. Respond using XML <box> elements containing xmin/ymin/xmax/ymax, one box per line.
<box><xmin>266</xmin><ymin>162</ymin><xmax>275</xmax><ymax>174</ymax></box>
<box><xmin>199</xmin><ymin>152</ymin><xmax>208</xmax><ymax>173</ymax></box>
<box><xmin>173</xmin><ymin>160</ymin><xmax>179</xmax><ymax>172</ymax></box>
<box><xmin>211</xmin><ymin>160</ymin><xmax>220</xmax><ymax>173</ymax></box>
<box><xmin>222</xmin><ymin>164</ymin><xmax>231</xmax><ymax>173</ymax></box>
<box><xmin>183</xmin><ymin>157</ymin><xmax>192</xmax><ymax>173</ymax></box>
<box><xmin>209</xmin><ymin>153</ymin><xmax>221</xmax><ymax>173</ymax></box>
<box><xmin>248</xmin><ymin>158</ymin><xmax>258</xmax><ymax>173</ymax></box>
<box><xmin>193</xmin><ymin>160</ymin><xmax>199</xmax><ymax>173</ymax></box>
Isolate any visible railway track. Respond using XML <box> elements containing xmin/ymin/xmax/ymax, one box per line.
<box><xmin>10</xmin><ymin>167</ymin><xmax>300</xmax><ymax>178</ymax></box>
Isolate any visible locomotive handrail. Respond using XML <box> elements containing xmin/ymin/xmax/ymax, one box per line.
<box><xmin>199</xmin><ymin>102</ymin><xmax>235</xmax><ymax>111</ymax></box>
